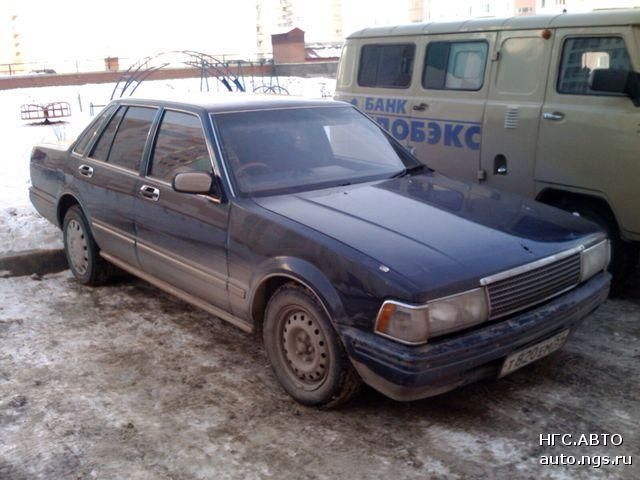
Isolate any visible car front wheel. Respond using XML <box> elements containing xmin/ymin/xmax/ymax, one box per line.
<box><xmin>263</xmin><ymin>283</ymin><xmax>361</xmax><ymax>407</ymax></box>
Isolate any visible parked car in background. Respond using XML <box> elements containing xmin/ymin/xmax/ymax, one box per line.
<box><xmin>30</xmin><ymin>96</ymin><xmax>610</xmax><ymax>406</ymax></box>
<box><xmin>335</xmin><ymin>9</ymin><xmax>640</xmax><ymax>284</ymax></box>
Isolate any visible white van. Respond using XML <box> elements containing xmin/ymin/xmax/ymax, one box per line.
<box><xmin>335</xmin><ymin>9</ymin><xmax>640</xmax><ymax>283</ymax></box>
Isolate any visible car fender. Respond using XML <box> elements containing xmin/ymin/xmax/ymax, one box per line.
<box><xmin>248</xmin><ymin>256</ymin><xmax>348</xmax><ymax>326</ymax></box>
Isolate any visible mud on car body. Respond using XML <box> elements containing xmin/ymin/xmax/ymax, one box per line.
<box><xmin>29</xmin><ymin>95</ymin><xmax>610</xmax><ymax>406</ymax></box>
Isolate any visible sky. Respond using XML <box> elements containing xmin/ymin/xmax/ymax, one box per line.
<box><xmin>0</xmin><ymin>0</ymin><xmax>258</xmax><ymax>64</ymax></box>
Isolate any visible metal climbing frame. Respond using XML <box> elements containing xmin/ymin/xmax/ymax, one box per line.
<box><xmin>110</xmin><ymin>51</ymin><xmax>288</xmax><ymax>100</ymax></box>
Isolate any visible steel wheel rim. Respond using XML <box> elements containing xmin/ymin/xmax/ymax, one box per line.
<box><xmin>281</xmin><ymin>308</ymin><xmax>329</xmax><ymax>389</ymax></box>
<box><xmin>66</xmin><ymin>219</ymin><xmax>89</xmax><ymax>275</ymax></box>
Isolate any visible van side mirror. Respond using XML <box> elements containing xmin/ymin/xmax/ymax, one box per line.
<box><xmin>172</xmin><ymin>172</ymin><xmax>214</xmax><ymax>195</ymax></box>
<box><xmin>589</xmin><ymin>69</ymin><xmax>640</xmax><ymax>106</ymax></box>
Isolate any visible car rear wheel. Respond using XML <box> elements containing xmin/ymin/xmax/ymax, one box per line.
<box><xmin>63</xmin><ymin>206</ymin><xmax>111</xmax><ymax>285</ymax></box>
<box><xmin>263</xmin><ymin>283</ymin><xmax>361</xmax><ymax>407</ymax></box>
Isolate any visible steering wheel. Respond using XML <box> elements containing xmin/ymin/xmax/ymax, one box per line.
<box><xmin>235</xmin><ymin>162</ymin><xmax>271</xmax><ymax>177</ymax></box>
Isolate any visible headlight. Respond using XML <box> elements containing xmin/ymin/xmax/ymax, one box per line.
<box><xmin>375</xmin><ymin>288</ymin><xmax>489</xmax><ymax>345</ymax></box>
<box><xmin>580</xmin><ymin>239</ymin><xmax>610</xmax><ymax>282</ymax></box>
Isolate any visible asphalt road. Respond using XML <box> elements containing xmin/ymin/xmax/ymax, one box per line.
<box><xmin>1</xmin><ymin>270</ymin><xmax>638</xmax><ymax>480</ymax></box>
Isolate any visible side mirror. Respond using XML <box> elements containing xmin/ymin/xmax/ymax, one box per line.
<box><xmin>589</xmin><ymin>69</ymin><xmax>640</xmax><ymax>106</ymax></box>
<box><xmin>172</xmin><ymin>172</ymin><xmax>213</xmax><ymax>194</ymax></box>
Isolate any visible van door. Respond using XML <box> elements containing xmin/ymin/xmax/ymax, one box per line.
<box><xmin>481</xmin><ymin>30</ymin><xmax>554</xmax><ymax>197</ymax></box>
<box><xmin>409</xmin><ymin>32</ymin><xmax>495</xmax><ymax>183</ymax></box>
<box><xmin>536</xmin><ymin>27</ymin><xmax>640</xmax><ymax>236</ymax></box>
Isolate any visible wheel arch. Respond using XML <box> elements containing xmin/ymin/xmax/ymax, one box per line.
<box><xmin>56</xmin><ymin>192</ymin><xmax>84</xmax><ymax>228</ymax></box>
<box><xmin>248</xmin><ymin>259</ymin><xmax>346</xmax><ymax>335</ymax></box>
<box><xmin>536</xmin><ymin>188</ymin><xmax>620</xmax><ymax>232</ymax></box>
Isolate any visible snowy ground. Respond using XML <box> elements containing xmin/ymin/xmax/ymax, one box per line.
<box><xmin>0</xmin><ymin>76</ymin><xmax>335</xmax><ymax>255</ymax></box>
<box><xmin>0</xmin><ymin>270</ymin><xmax>638</xmax><ymax>479</ymax></box>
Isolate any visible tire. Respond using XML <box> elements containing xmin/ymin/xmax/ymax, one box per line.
<box><xmin>263</xmin><ymin>283</ymin><xmax>362</xmax><ymax>408</ymax></box>
<box><xmin>559</xmin><ymin>200</ymin><xmax>634</xmax><ymax>286</ymax></box>
<box><xmin>62</xmin><ymin>206</ymin><xmax>111</xmax><ymax>285</ymax></box>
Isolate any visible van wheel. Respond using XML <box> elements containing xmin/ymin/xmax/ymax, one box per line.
<box><xmin>263</xmin><ymin>283</ymin><xmax>362</xmax><ymax>408</ymax></box>
<box><xmin>63</xmin><ymin>206</ymin><xmax>111</xmax><ymax>285</ymax></box>
<box><xmin>559</xmin><ymin>201</ymin><xmax>634</xmax><ymax>285</ymax></box>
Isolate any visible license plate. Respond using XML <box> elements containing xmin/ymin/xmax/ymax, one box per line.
<box><xmin>499</xmin><ymin>330</ymin><xmax>570</xmax><ymax>378</ymax></box>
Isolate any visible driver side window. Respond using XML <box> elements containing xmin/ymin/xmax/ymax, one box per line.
<box><xmin>558</xmin><ymin>36</ymin><xmax>631</xmax><ymax>95</ymax></box>
<box><xmin>149</xmin><ymin>110</ymin><xmax>212</xmax><ymax>182</ymax></box>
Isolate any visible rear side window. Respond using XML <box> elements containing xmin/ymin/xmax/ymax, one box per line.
<box><xmin>557</xmin><ymin>36</ymin><xmax>631</xmax><ymax>95</ymax></box>
<box><xmin>358</xmin><ymin>44</ymin><xmax>415</xmax><ymax>88</ymax></box>
<box><xmin>107</xmin><ymin>107</ymin><xmax>157</xmax><ymax>171</ymax></box>
<box><xmin>149</xmin><ymin>110</ymin><xmax>211</xmax><ymax>182</ymax></box>
<box><xmin>423</xmin><ymin>41</ymin><xmax>488</xmax><ymax>91</ymax></box>
<box><xmin>73</xmin><ymin>105</ymin><xmax>115</xmax><ymax>156</ymax></box>
<box><xmin>90</xmin><ymin>106</ymin><xmax>126</xmax><ymax>161</ymax></box>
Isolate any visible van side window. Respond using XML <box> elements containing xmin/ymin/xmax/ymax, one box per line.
<box><xmin>358</xmin><ymin>44</ymin><xmax>415</xmax><ymax>88</ymax></box>
<box><xmin>423</xmin><ymin>41</ymin><xmax>488</xmax><ymax>91</ymax></box>
<box><xmin>558</xmin><ymin>37</ymin><xmax>631</xmax><ymax>95</ymax></box>
<box><xmin>149</xmin><ymin>110</ymin><xmax>212</xmax><ymax>182</ymax></box>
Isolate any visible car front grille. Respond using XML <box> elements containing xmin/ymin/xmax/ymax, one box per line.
<box><xmin>484</xmin><ymin>251</ymin><xmax>582</xmax><ymax>320</ymax></box>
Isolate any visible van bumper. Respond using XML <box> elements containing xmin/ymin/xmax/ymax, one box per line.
<box><xmin>340</xmin><ymin>272</ymin><xmax>610</xmax><ymax>401</ymax></box>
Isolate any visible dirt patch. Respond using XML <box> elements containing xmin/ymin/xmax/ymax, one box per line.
<box><xmin>0</xmin><ymin>271</ymin><xmax>638</xmax><ymax>479</ymax></box>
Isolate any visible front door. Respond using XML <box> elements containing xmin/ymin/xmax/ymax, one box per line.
<box><xmin>135</xmin><ymin>108</ymin><xmax>230</xmax><ymax>310</ymax></box>
<box><xmin>535</xmin><ymin>27</ymin><xmax>640</xmax><ymax>235</ymax></box>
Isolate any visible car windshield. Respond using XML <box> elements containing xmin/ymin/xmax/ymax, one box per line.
<box><xmin>213</xmin><ymin>106</ymin><xmax>413</xmax><ymax>196</ymax></box>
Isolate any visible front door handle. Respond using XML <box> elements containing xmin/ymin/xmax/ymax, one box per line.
<box><xmin>412</xmin><ymin>102</ymin><xmax>429</xmax><ymax>112</ymax></box>
<box><xmin>140</xmin><ymin>185</ymin><xmax>160</xmax><ymax>201</ymax></box>
<box><xmin>543</xmin><ymin>111</ymin><xmax>565</xmax><ymax>121</ymax></box>
<box><xmin>78</xmin><ymin>164</ymin><xmax>94</xmax><ymax>178</ymax></box>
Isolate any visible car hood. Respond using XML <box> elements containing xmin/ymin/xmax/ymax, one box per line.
<box><xmin>254</xmin><ymin>172</ymin><xmax>603</xmax><ymax>298</ymax></box>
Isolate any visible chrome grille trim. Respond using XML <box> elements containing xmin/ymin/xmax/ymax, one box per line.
<box><xmin>482</xmin><ymin>248</ymin><xmax>583</xmax><ymax>320</ymax></box>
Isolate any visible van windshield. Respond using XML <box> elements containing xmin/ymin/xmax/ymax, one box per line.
<box><xmin>213</xmin><ymin>106</ymin><xmax>416</xmax><ymax>196</ymax></box>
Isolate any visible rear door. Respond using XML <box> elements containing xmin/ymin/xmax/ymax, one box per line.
<box><xmin>410</xmin><ymin>32</ymin><xmax>495</xmax><ymax>183</ymax></box>
<box><xmin>135</xmin><ymin>108</ymin><xmax>230</xmax><ymax>310</ymax></box>
<box><xmin>481</xmin><ymin>29</ymin><xmax>554</xmax><ymax>197</ymax></box>
<box><xmin>78</xmin><ymin>104</ymin><xmax>158</xmax><ymax>266</ymax></box>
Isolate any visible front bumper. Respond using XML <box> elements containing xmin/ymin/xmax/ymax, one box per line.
<box><xmin>340</xmin><ymin>272</ymin><xmax>610</xmax><ymax>401</ymax></box>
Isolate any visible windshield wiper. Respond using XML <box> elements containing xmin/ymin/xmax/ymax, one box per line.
<box><xmin>391</xmin><ymin>163</ymin><xmax>427</xmax><ymax>178</ymax></box>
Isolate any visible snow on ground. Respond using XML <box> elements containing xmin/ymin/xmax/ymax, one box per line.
<box><xmin>0</xmin><ymin>270</ymin><xmax>638</xmax><ymax>479</ymax></box>
<box><xmin>0</xmin><ymin>76</ymin><xmax>335</xmax><ymax>255</ymax></box>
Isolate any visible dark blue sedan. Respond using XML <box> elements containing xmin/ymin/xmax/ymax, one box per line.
<box><xmin>29</xmin><ymin>96</ymin><xmax>611</xmax><ymax>406</ymax></box>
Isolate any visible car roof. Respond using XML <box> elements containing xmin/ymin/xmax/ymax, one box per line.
<box><xmin>347</xmin><ymin>8</ymin><xmax>640</xmax><ymax>38</ymax></box>
<box><xmin>111</xmin><ymin>94</ymin><xmax>348</xmax><ymax>114</ymax></box>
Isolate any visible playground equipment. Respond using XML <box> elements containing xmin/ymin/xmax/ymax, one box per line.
<box><xmin>20</xmin><ymin>102</ymin><xmax>71</xmax><ymax>124</ymax></box>
<box><xmin>110</xmin><ymin>51</ymin><xmax>288</xmax><ymax>100</ymax></box>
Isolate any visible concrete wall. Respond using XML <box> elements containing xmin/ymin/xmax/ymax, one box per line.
<box><xmin>0</xmin><ymin>61</ymin><xmax>338</xmax><ymax>91</ymax></box>
<box><xmin>274</xmin><ymin>61</ymin><xmax>337</xmax><ymax>78</ymax></box>
<box><xmin>0</xmin><ymin>65</ymin><xmax>272</xmax><ymax>91</ymax></box>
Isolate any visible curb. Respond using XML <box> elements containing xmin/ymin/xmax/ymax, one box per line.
<box><xmin>0</xmin><ymin>249</ymin><xmax>67</xmax><ymax>277</ymax></box>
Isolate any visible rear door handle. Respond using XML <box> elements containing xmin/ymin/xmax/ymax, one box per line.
<box><xmin>412</xmin><ymin>102</ymin><xmax>429</xmax><ymax>112</ymax></box>
<box><xmin>78</xmin><ymin>164</ymin><xmax>93</xmax><ymax>178</ymax></box>
<box><xmin>140</xmin><ymin>185</ymin><xmax>160</xmax><ymax>201</ymax></box>
<box><xmin>543</xmin><ymin>111</ymin><xmax>565</xmax><ymax>121</ymax></box>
